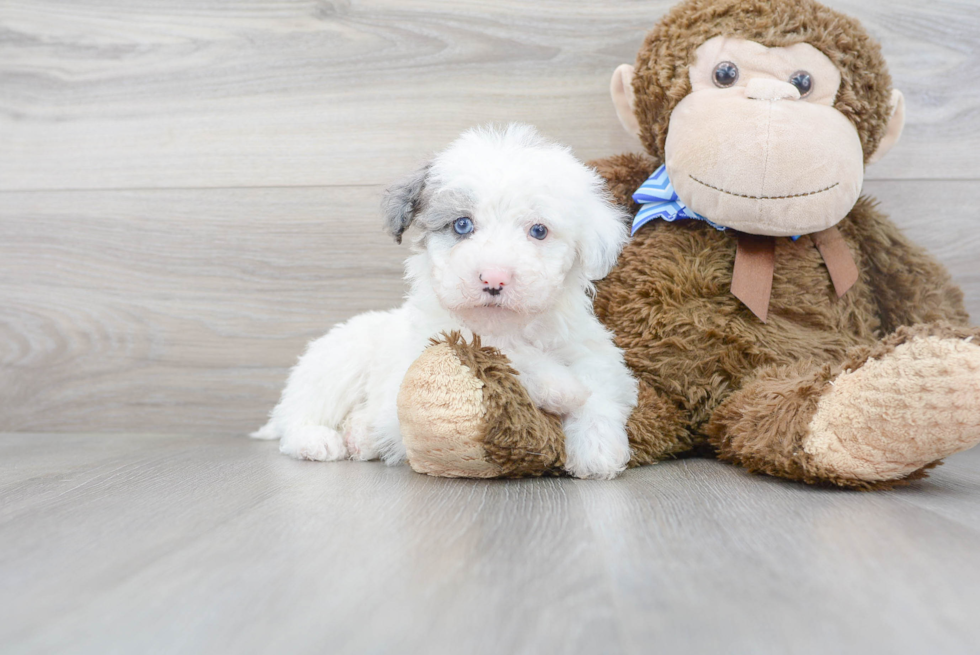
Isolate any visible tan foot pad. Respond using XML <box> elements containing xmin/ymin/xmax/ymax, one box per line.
<box><xmin>805</xmin><ymin>335</ymin><xmax>980</xmax><ymax>481</ymax></box>
<box><xmin>398</xmin><ymin>342</ymin><xmax>501</xmax><ymax>478</ymax></box>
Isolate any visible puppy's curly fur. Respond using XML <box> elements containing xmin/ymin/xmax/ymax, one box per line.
<box><xmin>254</xmin><ymin>124</ymin><xmax>638</xmax><ymax>480</ymax></box>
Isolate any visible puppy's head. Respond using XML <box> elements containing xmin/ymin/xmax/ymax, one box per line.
<box><xmin>382</xmin><ymin>124</ymin><xmax>628</xmax><ymax>330</ymax></box>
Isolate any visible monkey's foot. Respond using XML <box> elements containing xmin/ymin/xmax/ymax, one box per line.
<box><xmin>805</xmin><ymin>329</ymin><xmax>980</xmax><ymax>483</ymax></box>
<box><xmin>397</xmin><ymin>332</ymin><xmax>565</xmax><ymax>478</ymax></box>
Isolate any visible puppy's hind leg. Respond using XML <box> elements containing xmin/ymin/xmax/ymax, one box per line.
<box><xmin>280</xmin><ymin>426</ymin><xmax>349</xmax><ymax>462</ymax></box>
<box><xmin>256</xmin><ymin>311</ymin><xmax>388</xmax><ymax>461</ymax></box>
<box><xmin>342</xmin><ymin>404</ymin><xmax>379</xmax><ymax>461</ymax></box>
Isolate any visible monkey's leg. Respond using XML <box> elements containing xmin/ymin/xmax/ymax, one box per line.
<box><xmin>627</xmin><ymin>380</ymin><xmax>698</xmax><ymax>466</ymax></box>
<box><xmin>706</xmin><ymin>323</ymin><xmax>980</xmax><ymax>489</ymax></box>
<box><xmin>398</xmin><ymin>333</ymin><xmax>566</xmax><ymax>478</ymax></box>
<box><xmin>399</xmin><ymin>335</ymin><xmax>696</xmax><ymax>475</ymax></box>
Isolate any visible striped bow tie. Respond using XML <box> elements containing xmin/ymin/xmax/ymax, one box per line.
<box><xmin>631</xmin><ymin>165</ymin><xmax>726</xmax><ymax>235</ymax></box>
<box><xmin>630</xmin><ymin>164</ymin><xmax>858</xmax><ymax>324</ymax></box>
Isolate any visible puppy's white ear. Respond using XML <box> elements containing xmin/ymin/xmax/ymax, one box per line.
<box><xmin>382</xmin><ymin>162</ymin><xmax>431</xmax><ymax>244</ymax></box>
<box><xmin>579</xmin><ymin>192</ymin><xmax>629</xmax><ymax>281</ymax></box>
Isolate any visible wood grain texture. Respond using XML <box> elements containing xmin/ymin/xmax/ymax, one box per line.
<box><xmin>1</xmin><ymin>0</ymin><xmax>978</xmax><ymax>191</ymax></box>
<box><xmin>1</xmin><ymin>181</ymin><xmax>977</xmax><ymax>436</ymax></box>
<box><xmin>2</xmin><ymin>433</ymin><xmax>980</xmax><ymax>654</ymax></box>
<box><xmin>0</xmin><ymin>186</ymin><xmax>407</xmax><ymax>434</ymax></box>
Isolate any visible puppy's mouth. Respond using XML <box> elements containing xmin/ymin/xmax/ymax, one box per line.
<box><xmin>457</xmin><ymin>296</ymin><xmax>521</xmax><ymax>314</ymax></box>
<box><xmin>469</xmin><ymin>300</ymin><xmax>514</xmax><ymax>314</ymax></box>
<box><xmin>689</xmin><ymin>175</ymin><xmax>839</xmax><ymax>200</ymax></box>
<box><xmin>440</xmin><ymin>279</ymin><xmax>542</xmax><ymax>316</ymax></box>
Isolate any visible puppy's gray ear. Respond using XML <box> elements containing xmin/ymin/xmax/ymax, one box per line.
<box><xmin>382</xmin><ymin>162</ymin><xmax>431</xmax><ymax>244</ymax></box>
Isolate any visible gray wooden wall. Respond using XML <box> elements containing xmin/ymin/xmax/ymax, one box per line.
<box><xmin>2</xmin><ymin>0</ymin><xmax>978</xmax><ymax>436</ymax></box>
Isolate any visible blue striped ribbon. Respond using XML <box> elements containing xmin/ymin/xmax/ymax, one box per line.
<box><xmin>631</xmin><ymin>165</ymin><xmax>725</xmax><ymax>236</ymax></box>
<box><xmin>631</xmin><ymin>166</ymin><xmax>800</xmax><ymax>241</ymax></box>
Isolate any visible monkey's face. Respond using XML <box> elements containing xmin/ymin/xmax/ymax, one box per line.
<box><xmin>611</xmin><ymin>36</ymin><xmax>905</xmax><ymax>238</ymax></box>
<box><xmin>665</xmin><ymin>37</ymin><xmax>864</xmax><ymax>236</ymax></box>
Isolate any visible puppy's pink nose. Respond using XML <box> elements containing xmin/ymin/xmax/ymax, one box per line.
<box><xmin>479</xmin><ymin>268</ymin><xmax>512</xmax><ymax>291</ymax></box>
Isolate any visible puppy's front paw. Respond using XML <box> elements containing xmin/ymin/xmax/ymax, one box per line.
<box><xmin>279</xmin><ymin>426</ymin><xmax>348</xmax><ymax>462</ymax></box>
<box><xmin>563</xmin><ymin>416</ymin><xmax>630</xmax><ymax>480</ymax></box>
<box><xmin>531</xmin><ymin>374</ymin><xmax>592</xmax><ymax>416</ymax></box>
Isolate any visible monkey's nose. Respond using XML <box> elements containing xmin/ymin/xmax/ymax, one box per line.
<box><xmin>745</xmin><ymin>78</ymin><xmax>801</xmax><ymax>102</ymax></box>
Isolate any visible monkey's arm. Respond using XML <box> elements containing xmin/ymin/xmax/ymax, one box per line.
<box><xmin>842</xmin><ymin>198</ymin><xmax>969</xmax><ymax>333</ymax></box>
<box><xmin>588</xmin><ymin>153</ymin><xmax>659</xmax><ymax>214</ymax></box>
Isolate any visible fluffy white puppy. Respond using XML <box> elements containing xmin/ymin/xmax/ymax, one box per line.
<box><xmin>253</xmin><ymin>124</ymin><xmax>638</xmax><ymax>479</ymax></box>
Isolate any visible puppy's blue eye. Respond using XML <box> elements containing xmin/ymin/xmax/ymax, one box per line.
<box><xmin>453</xmin><ymin>217</ymin><xmax>473</xmax><ymax>235</ymax></box>
<box><xmin>529</xmin><ymin>224</ymin><xmax>548</xmax><ymax>240</ymax></box>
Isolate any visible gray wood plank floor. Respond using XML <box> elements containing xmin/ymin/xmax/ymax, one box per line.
<box><xmin>2</xmin><ymin>433</ymin><xmax>980</xmax><ymax>655</ymax></box>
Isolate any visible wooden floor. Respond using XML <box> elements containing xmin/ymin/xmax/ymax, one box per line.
<box><xmin>3</xmin><ymin>433</ymin><xmax>980</xmax><ymax>655</ymax></box>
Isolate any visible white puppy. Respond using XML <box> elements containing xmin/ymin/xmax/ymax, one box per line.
<box><xmin>253</xmin><ymin>124</ymin><xmax>638</xmax><ymax>479</ymax></box>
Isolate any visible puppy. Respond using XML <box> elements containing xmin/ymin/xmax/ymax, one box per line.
<box><xmin>253</xmin><ymin>124</ymin><xmax>638</xmax><ymax>479</ymax></box>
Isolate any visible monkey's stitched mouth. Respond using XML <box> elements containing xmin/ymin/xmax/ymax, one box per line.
<box><xmin>689</xmin><ymin>175</ymin><xmax>839</xmax><ymax>200</ymax></box>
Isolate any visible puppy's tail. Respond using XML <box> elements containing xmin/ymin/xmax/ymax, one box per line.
<box><xmin>250</xmin><ymin>420</ymin><xmax>280</xmax><ymax>440</ymax></box>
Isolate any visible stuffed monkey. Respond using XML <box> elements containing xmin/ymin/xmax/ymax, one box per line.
<box><xmin>397</xmin><ymin>0</ymin><xmax>980</xmax><ymax>488</ymax></box>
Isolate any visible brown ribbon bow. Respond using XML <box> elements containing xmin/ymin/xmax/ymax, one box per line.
<box><xmin>730</xmin><ymin>226</ymin><xmax>859</xmax><ymax>323</ymax></box>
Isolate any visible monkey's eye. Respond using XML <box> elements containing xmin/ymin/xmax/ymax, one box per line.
<box><xmin>528</xmin><ymin>224</ymin><xmax>548</xmax><ymax>240</ymax></box>
<box><xmin>713</xmin><ymin>61</ymin><xmax>739</xmax><ymax>88</ymax></box>
<box><xmin>790</xmin><ymin>71</ymin><xmax>813</xmax><ymax>97</ymax></box>
<box><xmin>453</xmin><ymin>217</ymin><xmax>474</xmax><ymax>235</ymax></box>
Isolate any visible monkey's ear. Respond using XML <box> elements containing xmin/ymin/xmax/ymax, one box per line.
<box><xmin>611</xmin><ymin>64</ymin><xmax>641</xmax><ymax>138</ymax></box>
<box><xmin>382</xmin><ymin>162</ymin><xmax>431</xmax><ymax>244</ymax></box>
<box><xmin>868</xmin><ymin>90</ymin><xmax>905</xmax><ymax>165</ymax></box>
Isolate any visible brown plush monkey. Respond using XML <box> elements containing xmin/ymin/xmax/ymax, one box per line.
<box><xmin>398</xmin><ymin>0</ymin><xmax>980</xmax><ymax>488</ymax></box>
